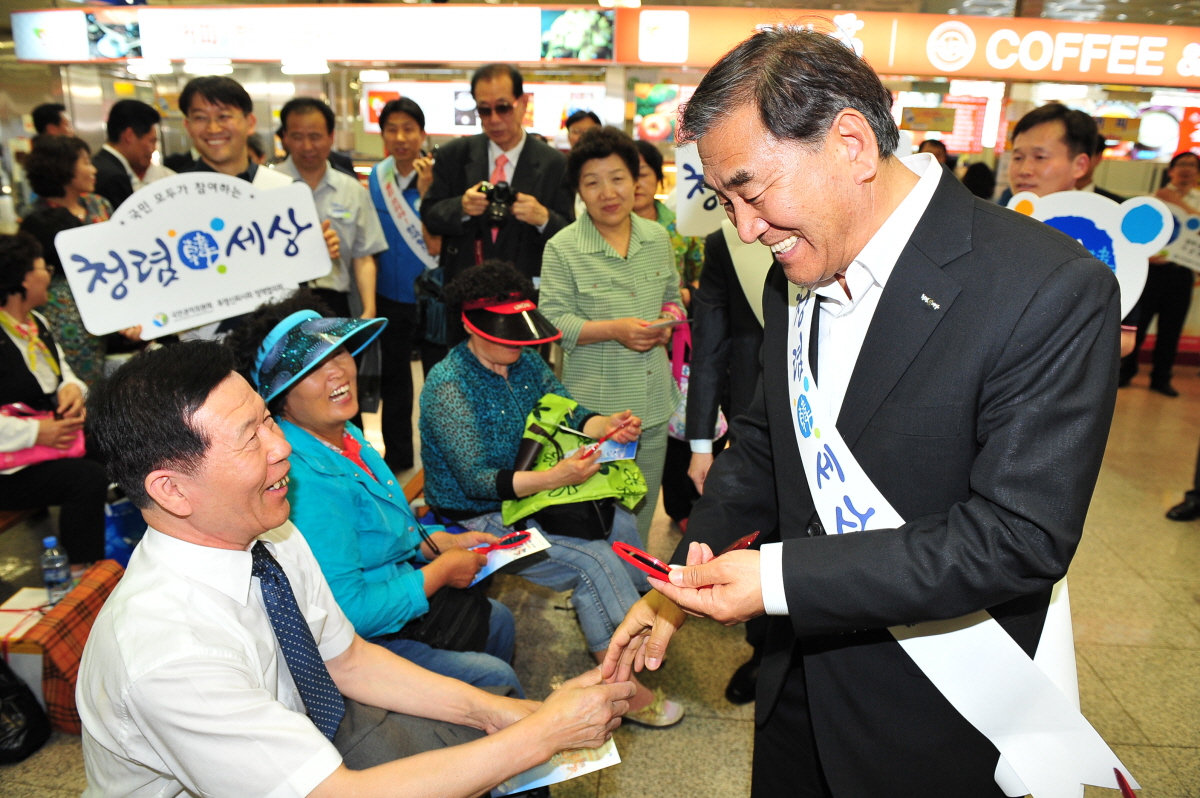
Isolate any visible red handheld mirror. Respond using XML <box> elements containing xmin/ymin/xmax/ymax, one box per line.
<box><xmin>474</xmin><ymin>530</ymin><xmax>531</xmax><ymax>555</ymax></box>
<box><xmin>718</xmin><ymin>531</ymin><xmax>761</xmax><ymax>555</ymax></box>
<box><xmin>612</xmin><ymin>541</ymin><xmax>673</xmax><ymax>579</ymax></box>
<box><xmin>1115</xmin><ymin>768</ymin><xmax>1136</xmax><ymax>798</ymax></box>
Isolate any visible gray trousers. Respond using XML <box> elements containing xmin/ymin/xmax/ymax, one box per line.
<box><xmin>333</xmin><ymin>686</ymin><xmax>514</xmax><ymax>769</ymax></box>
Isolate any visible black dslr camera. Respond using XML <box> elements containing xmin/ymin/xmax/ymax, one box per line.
<box><xmin>479</xmin><ymin>180</ymin><xmax>515</xmax><ymax>227</ymax></box>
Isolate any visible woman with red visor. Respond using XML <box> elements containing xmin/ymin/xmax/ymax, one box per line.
<box><xmin>420</xmin><ymin>261</ymin><xmax>684</xmax><ymax>727</ymax></box>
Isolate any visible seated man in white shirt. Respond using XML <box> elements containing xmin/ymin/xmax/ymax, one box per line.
<box><xmin>79</xmin><ymin>340</ymin><xmax>633</xmax><ymax>798</ymax></box>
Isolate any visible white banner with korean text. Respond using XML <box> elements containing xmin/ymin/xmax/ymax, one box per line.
<box><xmin>673</xmin><ymin>142</ymin><xmax>725</xmax><ymax>238</ymax></box>
<box><xmin>55</xmin><ymin>173</ymin><xmax>331</xmax><ymax>339</ymax></box>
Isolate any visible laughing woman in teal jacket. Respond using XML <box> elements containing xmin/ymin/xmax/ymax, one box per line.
<box><xmin>224</xmin><ymin>290</ymin><xmax>522</xmax><ymax>696</ymax></box>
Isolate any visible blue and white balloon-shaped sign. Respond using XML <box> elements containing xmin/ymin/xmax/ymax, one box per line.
<box><xmin>1159</xmin><ymin>203</ymin><xmax>1200</xmax><ymax>273</ymax></box>
<box><xmin>1008</xmin><ymin>191</ymin><xmax>1173</xmax><ymax>319</ymax></box>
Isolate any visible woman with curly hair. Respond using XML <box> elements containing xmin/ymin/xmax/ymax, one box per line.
<box><xmin>420</xmin><ymin>260</ymin><xmax>684</xmax><ymax>727</ymax></box>
<box><xmin>19</xmin><ymin>136</ymin><xmax>113</xmax><ymax>386</ymax></box>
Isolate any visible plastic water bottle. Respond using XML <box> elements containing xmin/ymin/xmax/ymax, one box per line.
<box><xmin>41</xmin><ymin>536</ymin><xmax>71</xmax><ymax>606</ymax></box>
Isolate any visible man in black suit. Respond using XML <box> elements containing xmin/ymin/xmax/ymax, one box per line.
<box><xmin>604</xmin><ymin>29</ymin><xmax>1120</xmax><ymax>797</ymax></box>
<box><xmin>422</xmin><ymin>64</ymin><xmax>574</xmax><ymax>352</ymax></box>
<box><xmin>685</xmin><ymin>221</ymin><xmax>770</xmax><ymax>705</ymax></box>
<box><xmin>93</xmin><ymin>99</ymin><xmax>174</xmax><ymax>210</ymax></box>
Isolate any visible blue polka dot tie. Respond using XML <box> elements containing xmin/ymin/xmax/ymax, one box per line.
<box><xmin>251</xmin><ymin>542</ymin><xmax>345</xmax><ymax>741</ymax></box>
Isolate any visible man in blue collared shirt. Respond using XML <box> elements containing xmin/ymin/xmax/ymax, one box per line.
<box><xmin>368</xmin><ymin>98</ymin><xmax>438</xmax><ymax>472</ymax></box>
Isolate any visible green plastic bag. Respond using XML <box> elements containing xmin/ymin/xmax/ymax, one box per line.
<box><xmin>501</xmin><ymin>393</ymin><xmax>647</xmax><ymax>527</ymax></box>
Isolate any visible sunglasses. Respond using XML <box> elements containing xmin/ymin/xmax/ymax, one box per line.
<box><xmin>476</xmin><ymin>102</ymin><xmax>516</xmax><ymax>119</ymax></box>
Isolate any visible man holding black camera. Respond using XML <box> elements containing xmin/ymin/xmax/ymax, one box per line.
<box><xmin>422</xmin><ymin>63</ymin><xmax>574</xmax><ymax>352</ymax></box>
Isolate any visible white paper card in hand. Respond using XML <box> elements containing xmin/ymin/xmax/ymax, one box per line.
<box><xmin>469</xmin><ymin>524</ymin><xmax>551</xmax><ymax>586</ymax></box>
<box><xmin>491</xmin><ymin>738</ymin><xmax>620</xmax><ymax>796</ymax></box>
<box><xmin>564</xmin><ymin>439</ymin><xmax>639</xmax><ymax>463</ymax></box>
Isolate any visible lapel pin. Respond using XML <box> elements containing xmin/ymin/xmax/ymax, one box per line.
<box><xmin>920</xmin><ymin>294</ymin><xmax>941</xmax><ymax>310</ymax></box>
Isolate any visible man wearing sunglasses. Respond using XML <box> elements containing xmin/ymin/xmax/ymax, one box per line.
<box><xmin>422</xmin><ymin>64</ymin><xmax>574</xmax><ymax>354</ymax></box>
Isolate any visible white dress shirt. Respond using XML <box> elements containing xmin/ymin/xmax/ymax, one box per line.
<box><xmin>275</xmin><ymin>157</ymin><xmax>388</xmax><ymax>293</ymax></box>
<box><xmin>101</xmin><ymin>144</ymin><xmax>175</xmax><ymax>192</ymax></box>
<box><xmin>0</xmin><ymin>309</ymin><xmax>88</xmax><ymax>472</ymax></box>
<box><xmin>78</xmin><ymin>522</ymin><xmax>355</xmax><ymax>798</ymax></box>
<box><xmin>395</xmin><ymin>166</ymin><xmax>422</xmax><ymax>211</ymax></box>
<box><xmin>487</xmin><ymin>132</ymin><xmax>527</xmax><ymax>184</ymax></box>
<box><xmin>759</xmin><ymin>153</ymin><xmax>943</xmax><ymax>615</ymax></box>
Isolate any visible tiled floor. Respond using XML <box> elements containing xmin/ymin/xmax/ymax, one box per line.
<box><xmin>2</xmin><ymin>367</ymin><xmax>1199</xmax><ymax>797</ymax></box>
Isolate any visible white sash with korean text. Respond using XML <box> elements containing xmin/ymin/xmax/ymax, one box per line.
<box><xmin>786</xmin><ymin>287</ymin><xmax>1134</xmax><ymax>798</ymax></box>
<box><xmin>375</xmin><ymin>156</ymin><xmax>438</xmax><ymax>271</ymax></box>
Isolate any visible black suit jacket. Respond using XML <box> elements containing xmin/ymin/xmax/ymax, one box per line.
<box><xmin>162</xmin><ymin>151</ymin><xmax>196</xmax><ymax>173</ymax></box>
<box><xmin>0</xmin><ymin>313</ymin><xmax>61</xmax><ymax>413</ymax></box>
<box><xmin>329</xmin><ymin>150</ymin><xmax>357</xmax><ymax>179</ymax></box>
<box><xmin>422</xmin><ymin>133</ymin><xmax>574</xmax><ymax>282</ymax></box>
<box><xmin>685</xmin><ymin>228</ymin><xmax>766</xmax><ymax>441</ymax></box>
<box><xmin>92</xmin><ymin>147</ymin><xmax>134</xmax><ymax>210</ymax></box>
<box><xmin>677</xmin><ymin>173</ymin><xmax>1121</xmax><ymax>796</ymax></box>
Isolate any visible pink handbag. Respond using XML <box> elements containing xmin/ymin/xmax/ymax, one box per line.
<box><xmin>667</xmin><ymin>324</ymin><xmax>728</xmax><ymax>442</ymax></box>
<box><xmin>0</xmin><ymin>403</ymin><xmax>86</xmax><ymax>470</ymax></box>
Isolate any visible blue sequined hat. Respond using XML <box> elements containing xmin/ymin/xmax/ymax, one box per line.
<box><xmin>251</xmin><ymin>310</ymin><xmax>387</xmax><ymax>404</ymax></box>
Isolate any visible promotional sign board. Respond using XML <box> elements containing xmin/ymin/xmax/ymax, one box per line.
<box><xmin>54</xmin><ymin>173</ymin><xmax>331</xmax><ymax>338</ymax></box>
<box><xmin>673</xmin><ymin>142</ymin><xmax>725</xmax><ymax>238</ymax></box>
<box><xmin>1007</xmin><ymin>190</ymin><xmax>1173</xmax><ymax>318</ymax></box>
<box><xmin>940</xmin><ymin>95</ymin><xmax>990</xmax><ymax>154</ymax></box>
<box><xmin>1096</xmin><ymin>116</ymin><xmax>1142</xmax><ymax>142</ymax></box>
<box><xmin>632</xmin><ymin>83</ymin><xmax>696</xmax><ymax>143</ymax></box>
<box><xmin>900</xmin><ymin>107</ymin><xmax>957</xmax><ymax>132</ymax></box>
<box><xmin>15</xmin><ymin>4</ymin><xmax>1200</xmax><ymax>89</ymax></box>
<box><xmin>613</xmin><ymin>7</ymin><xmax>1200</xmax><ymax>88</ymax></box>
<box><xmin>1175</xmin><ymin>108</ymin><xmax>1200</xmax><ymax>157</ymax></box>
<box><xmin>137</xmin><ymin>6</ymin><xmax>542</xmax><ymax>63</ymax></box>
<box><xmin>1160</xmin><ymin>204</ymin><xmax>1200</xmax><ymax>272</ymax></box>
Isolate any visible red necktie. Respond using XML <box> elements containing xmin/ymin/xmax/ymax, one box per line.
<box><xmin>490</xmin><ymin>154</ymin><xmax>508</xmax><ymax>242</ymax></box>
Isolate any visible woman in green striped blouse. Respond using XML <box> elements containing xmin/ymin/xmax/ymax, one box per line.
<box><xmin>540</xmin><ymin>128</ymin><xmax>685</xmax><ymax>543</ymax></box>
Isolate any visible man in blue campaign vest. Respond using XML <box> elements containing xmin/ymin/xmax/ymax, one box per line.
<box><xmin>369</xmin><ymin>98</ymin><xmax>438</xmax><ymax>473</ymax></box>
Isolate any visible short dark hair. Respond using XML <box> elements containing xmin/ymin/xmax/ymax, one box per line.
<box><xmin>918</xmin><ymin>139</ymin><xmax>948</xmax><ymax>156</ymax></box>
<box><xmin>471</xmin><ymin>64</ymin><xmax>523</xmax><ymax>99</ymax></box>
<box><xmin>565</xmin><ymin>110</ymin><xmax>601</xmax><ymax>130</ymax></box>
<box><xmin>24</xmin><ymin>135</ymin><xmax>91</xmax><ymax>198</ymax></box>
<box><xmin>378</xmin><ymin>98</ymin><xmax>426</xmax><ymax>132</ymax></box>
<box><xmin>246</xmin><ymin>133</ymin><xmax>267</xmax><ymax>160</ymax></box>
<box><xmin>279</xmin><ymin>97</ymin><xmax>335</xmax><ymax>135</ymax></box>
<box><xmin>567</xmin><ymin>126</ymin><xmax>640</xmax><ymax>191</ymax></box>
<box><xmin>32</xmin><ymin>103</ymin><xmax>67</xmax><ymax>135</ymax></box>
<box><xmin>106</xmin><ymin>99</ymin><xmax>161</xmax><ymax>143</ymax></box>
<box><xmin>179</xmin><ymin>76</ymin><xmax>253</xmax><ymax>116</ymax></box>
<box><xmin>1011</xmin><ymin>103</ymin><xmax>1098</xmax><ymax>159</ymax></box>
<box><xmin>222</xmin><ymin>288</ymin><xmax>332</xmax><ymax>412</ymax></box>
<box><xmin>87</xmin><ymin>342</ymin><xmax>239</xmax><ymax>509</ymax></box>
<box><xmin>0</xmin><ymin>233</ymin><xmax>44</xmax><ymax>301</ymax></box>
<box><xmin>444</xmin><ymin>260</ymin><xmax>535</xmax><ymax>308</ymax></box>
<box><xmin>1169</xmin><ymin>151</ymin><xmax>1200</xmax><ymax>172</ymax></box>
<box><xmin>634</xmin><ymin>139</ymin><xmax>664</xmax><ymax>183</ymax></box>
<box><xmin>679</xmin><ymin>26</ymin><xmax>899</xmax><ymax>158</ymax></box>
<box><xmin>961</xmin><ymin>162</ymin><xmax>996</xmax><ymax>200</ymax></box>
